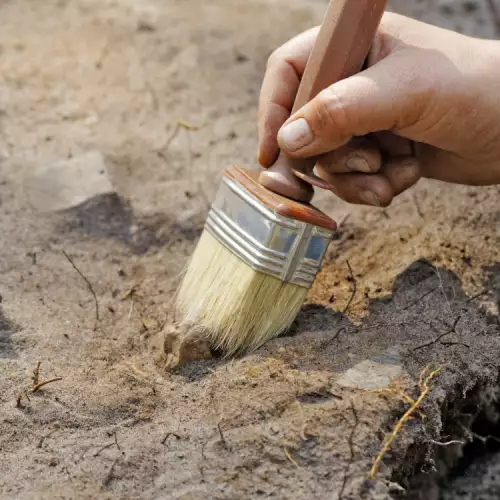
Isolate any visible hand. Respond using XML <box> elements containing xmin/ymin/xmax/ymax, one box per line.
<box><xmin>258</xmin><ymin>13</ymin><xmax>500</xmax><ymax>207</ymax></box>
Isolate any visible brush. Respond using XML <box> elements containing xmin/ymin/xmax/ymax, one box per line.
<box><xmin>176</xmin><ymin>0</ymin><xmax>387</xmax><ymax>356</ymax></box>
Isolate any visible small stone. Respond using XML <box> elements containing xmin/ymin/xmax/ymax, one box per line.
<box><xmin>24</xmin><ymin>151</ymin><xmax>114</xmax><ymax>212</ymax></box>
<box><xmin>154</xmin><ymin>324</ymin><xmax>212</xmax><ymax>371</ymax></box>
<box><xmin>336</xmin><ymin>347</ymin><xmax>409</xmax><ymax>390</ymax></box>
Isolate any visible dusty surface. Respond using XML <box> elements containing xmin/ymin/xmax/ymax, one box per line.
<box><xmin>1</xmin><ymin>0</ymin><xmax>500</xmax><ymax>499</ymax></box>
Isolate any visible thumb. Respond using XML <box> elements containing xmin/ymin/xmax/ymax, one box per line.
<box><xmin>277</xmin><ymin>54</ymin><xmax>426</xmax><ymax>158</ymax></box>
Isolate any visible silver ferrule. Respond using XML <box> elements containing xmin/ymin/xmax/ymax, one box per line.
<box><xmin>204</xmin><ymin>174</ymin><xmax>335</xmax><ymax>288</ymax></box>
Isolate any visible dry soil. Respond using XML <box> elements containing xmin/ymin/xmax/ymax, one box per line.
<box><xmin>1</xmin><ymin>1</ymin><xmax>500</xmax><ymax>499</ymax></box>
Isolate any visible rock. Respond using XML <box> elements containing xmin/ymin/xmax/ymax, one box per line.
<box><xmin>25</xmin><ymin>151</ymin><xmax>114</xmax><ymax>212</ymax></box>
<box><xmin>336</xmin><ymin>346</ymin><xmax>410</xmax><ymax>390</ymax></box>
<box><xmin>156</xmin><ymin>324</ymin><xmax>212</xmax><ymax>371</ymax></box>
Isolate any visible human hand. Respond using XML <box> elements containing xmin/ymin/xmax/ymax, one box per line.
<box><xmin>258</xmin><ymin>13</ymin><xmax>500</xmax><ymax>207</ymax></box>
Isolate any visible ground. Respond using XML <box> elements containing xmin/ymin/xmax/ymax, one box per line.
<box><xmin>1</xmin><ymin>0</ymin><xmax>500</xmax><ymax>499</ymax></box>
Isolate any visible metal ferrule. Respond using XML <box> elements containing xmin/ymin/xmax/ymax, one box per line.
<box><xmin>205</xmin><ymin>174</ymin><xmax>335</xmax><ymax>288</ymax></box>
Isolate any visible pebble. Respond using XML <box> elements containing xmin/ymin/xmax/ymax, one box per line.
<box><xmin>24</xmin><ymin>151</ymin><xmax>114</xmax><ymax>212</ymax></box>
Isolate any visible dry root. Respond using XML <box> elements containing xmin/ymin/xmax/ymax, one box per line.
<box><xmin>370</xmin><ymin>365</ymin><xmax>441</xmax><ymax>478</ymax></box>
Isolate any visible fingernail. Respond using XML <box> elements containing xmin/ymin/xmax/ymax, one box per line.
<box><xmin>346</xmin><ymin>155</ymin><xmax>371</xmax><ymax>173</ymax></box>
<box><xmin>360</xmin><ymin>191</ymin><xmax>381</xmax><ymax>206</ymax></box>
<box><xmin>279</xmin><ymin>118</ymin><xmax>313</xmax><ymax>152</ymax></box>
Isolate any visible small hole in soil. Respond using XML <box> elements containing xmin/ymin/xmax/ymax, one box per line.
<box><xmin>449</xmin><ymin>404</ymin><xmax>500</xmax><ymax>479</ymax></box>
<box><xmin>297</xmin><ymin>390</ymin><xmax>335</xmax><ymax>405</ymax></box>
<box><xmin>397</xmin><ymin>384</ymin><xmax>500</xmax><ymax>499</ymax></box>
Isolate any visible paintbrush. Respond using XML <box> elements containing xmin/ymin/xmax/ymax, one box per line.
<box><xmin>176</xmin><ymin>0</ymin><xmax>387</xmax><ymax>356</ymax></box>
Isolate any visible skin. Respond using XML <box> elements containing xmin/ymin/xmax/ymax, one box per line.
<box><xmin>258</xmin><ymin>13</ymin><xmax>500</xmax><ymax>207</ymax></box>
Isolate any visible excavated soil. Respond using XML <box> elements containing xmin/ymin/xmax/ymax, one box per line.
<box><xmin>1</xmin><ymin>1</ymin><xmax>500</xmax><ymax>499</ymax></box>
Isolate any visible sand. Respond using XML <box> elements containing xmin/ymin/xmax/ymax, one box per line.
<box><xmin>1</xmin><ymin>0</ymin><xmax>500</xmax><ymax>498</ymax></box>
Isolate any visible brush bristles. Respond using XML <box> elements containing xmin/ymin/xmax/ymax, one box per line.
<box><xmin>176</xmin><ymin>230</ymin><xmax>308</xmax><ymax>356</ymax></box>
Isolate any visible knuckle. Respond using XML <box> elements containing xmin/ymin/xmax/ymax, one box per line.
<box><xmin>312</xmin><ymin>88</ymin><xmax>350</xmax><ymax>139</ymax></box>
<box><xmin>266</xmin><ymin>48</ymin><xmax>282</xmax><ymax>70</ymax></box>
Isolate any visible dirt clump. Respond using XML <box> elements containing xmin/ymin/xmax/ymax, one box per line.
<box><xmin>155</xmin><ymin>323</ymin><xmax>213</xmax><ymax>371</ymax></box>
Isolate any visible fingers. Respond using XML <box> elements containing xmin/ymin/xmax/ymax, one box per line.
<box><xmin>277</xmin><ymin>53</ymin><xmax>427</xmax><ymax>159</ymax></box>
<box><xmin>316</xmin><ymin>155</ymin><xmax>421</xmax><ymax>206</ymax></box>
<box><xmin>258</xmin><ymin>27</ymin><xmax>319</xmax><ymax>167</ymax></box>
<box><xmin>320</xmin><ymin>168</ymin><xmax>394</xmax><ymax>207</ymax></box>
<box><xmin>382</xmin><ymin>156</ymin><xmax>422</xmax><ymax>196</ymax></box>
<box><xmin>258</xmin><ymin>13</ymin><xmax>433</xmax><ymax>167</ymax></box>
<box><xmin>316</xmin><ymin>137</ymin><xmax>382</xmax><ymax>174</ymax></box>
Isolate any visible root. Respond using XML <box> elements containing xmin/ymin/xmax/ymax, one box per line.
<box><xmin>32</xmin><ymin>377</ymin><xmax>63</xmax><ymax>393</ymax></box>
<box><xmin>284</xmin><ymin>447</ymin><xmax>299</xmax><ymax>467</ymax></box>
<box><xmin>370</xmin><ymin>365</ymin><xmax>441</xmax><ymax>478</ymax></box>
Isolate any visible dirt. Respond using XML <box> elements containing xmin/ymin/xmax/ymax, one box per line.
<box><xmin>1</xmin><ymin>0</ymin><xmax>500</xmax><ymax>499</ymax></box>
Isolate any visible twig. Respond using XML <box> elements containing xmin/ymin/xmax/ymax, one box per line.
<box><xmin>432</xmin><ymin>268</ymin><xmax>453</xmax><ymax>314</ymax></box>
<box><xmin>32</xmin><ymin>360</ymin><xmax>41</xmax><ymax>386</ymax></box>
<box><xmin>466</xmin><ymin>289</ymin><xmax>491</xmax><ymax>303</ymax></box>
<box><xmin>201</xmin><ymin>441</ymin><xmax>208</xmax><ymax>461</ymax></box>
<box><xmin>368</xmin><ymin>388</ymin><xmax>424</xmax><ymax>420</ymax></box>
<box><xmin>137</xmin><ymin>314</ymin><xmax>150</xmax><ymax>333</ymax></box>
<box><xmin>94</xmin><ymin>432</ymin><xmax>121</xmax><ymax>457</ymax></box>
<box><xmin>62</xmin><ymin>465</ymin><xmax>72</xmax><ymax>479</ymax></box>
<box><xmin>402</xmin><ymin>287</ymin><xmax>438</xmax><ymax>311</ymax></box>
<box><xmin>429</xmin><ymin>439</ymin><xmax>464</xmax><ymax>447</ymax></box>
<box><xmin>339</xmin><ymin>401</ymin><xmax>359</xmax><ymax>500</ymax></box>
<box><xmin>161</xmin><ymin>432</ymin><xmax>181</xmax><ymax>445</ymax></box>
<box><xmin>76</xmin><ymin>446</ymin><xmax>93</xmax><ymax>463</ymax></box>
<box><xmin>94</xmin><ymin>442</ymin><xmax>116</xmax><ymax>456</ymax></box>
<box><xmin>176</xmin><ymin>119</ymin><xmax>199</xmax><ymax>131</ymax></box>
<box><xmin>413</xmin><ymin>316</ymin><xmax>462</xmax><ymax>351</ymax></box>
<box><xmin>217</xmin><ymin>421</ymin><xmax>228</xmax><ymax>450</ymax></box>
<box><xmin>31</xmin><ymin>361</ymin><xmax>63</xmax><ymax>393</ymax></box>
<box><xmin>120</xmin><ymin>283</ymin><xmax>140</xmax><ymax>301</ymax></box>
<box><xmin>322</xmin><ymin>327</ymin><xmax>346</xmax><ymax>348</ymax></box>
<box><xmin>102</xmin><ymin>458</ymin><xmax>118</xmax><ymax>488</ymax></box>
<box><xmin>284</xmin><ymin>447</ymin><xmax>299</xmax><ymax>467</ymax></box>
<box><xmin>15</xmin><ymin>394</ymin><xmax>23</xmax><ymax>408</ymax></box>
<box><xmin>37</xmin><ymin>429</ymin><xmax>58</xmax><ymax>449</ymax></box>
<box><xmin>62</xmin><ymin>250</ymin><xmax>99</xmax><ymax>330</ymax></box>
<box><xmin>157</xmin><ymin>120</ymin><xmax>199</xmax><ymax>160</ymax></box>
<box><xmin>157</xmin><ymin>124</ymin><xmax>181</xmax><ymax>160</ymax></box>
<box><xmin>343</xmin><ymin>260</ymin><xmax>357</xmax><ymax>314</ymax></box>
<box><xmin>370</xmin><ymin>366</ymin><xmax>441</xmax><ymax>478</ymax></box>
<box><xmin>440</xmin><ymin>341</ymin><xmax>470</xmax><ymax>348</ymax></box>
<box><xmin>357</xmin><ymin>321</ymin><xmax>411</xmax><ymax>332</ymax></box>
<box><xmin>32</xmin><ymin>377</ymin><xmax>63</xmax><ymax>393</ymax></box>
<box><xmin>412</xmin><ymin>192</ymin><xmax>423</xmax><ymax>219</ymax></box>
<box><xmin>471</xmin><ymin>431</ymin><xmax>500</xmax><ymax>444</ymax></box>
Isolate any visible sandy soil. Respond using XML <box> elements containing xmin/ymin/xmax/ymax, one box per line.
<box><xmin>1</xmin><ymin>0</ymin><xmax>500</xmax><ymax>499</ymax></box>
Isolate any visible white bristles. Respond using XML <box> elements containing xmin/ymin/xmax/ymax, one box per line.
<box><xmin>176</xmin><ymin>230</ymin><xmax>308</xmax><ymax>356</ymax></box>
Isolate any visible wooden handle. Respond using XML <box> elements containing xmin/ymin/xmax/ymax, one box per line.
<box><xmin>225</xmin><ymin>166</ymin><xmax>337</xmax><ymax>230</ymax></box>
<box><xmin>259</xmin><ymin>0</ymin><xmax>387</xmax><ymax>201</ymax></box>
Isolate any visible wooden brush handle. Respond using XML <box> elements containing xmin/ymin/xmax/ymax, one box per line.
<box><xmin>225</xmin><ymin>165</ymin><xmax>337</xmax><ymax>230</ymax></box>
<box><xmin>259</xmin><ymin>0</ymin><xmax>387</xmax><ymax>202</ymax></box>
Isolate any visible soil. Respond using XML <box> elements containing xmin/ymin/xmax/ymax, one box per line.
<box><xmin>1</xmin><ymin>0</ymin><xmax>500</xmax><ymax>499</ymax></box>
